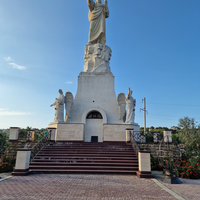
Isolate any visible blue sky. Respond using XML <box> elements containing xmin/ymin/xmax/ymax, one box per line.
<box><xmin>0</xmin><ymin>0</ymin><xmax>200</xmax><ymax>129</ymax></box>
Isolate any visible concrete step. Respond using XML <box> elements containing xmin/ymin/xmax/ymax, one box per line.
<box><xmin>35</xmin><ymin>156</ymin><xmax>138</xmax><ymax>160</ymax></box>
<box><xmin>32</xmin><ymin>159</ymin><xmax>138</xmax><ymax>163</ymax></box>
<box><xmin>30</xmin><ymin>169</ymin><xmax>137</xmax><ymax>174</ymax></box>
<box><xmin>30</xmin><ymin>162</ymin><xmax>138</xmax><ymax>166</ymax></box>
<box><xmin>29</xmin><ymin>141</ymin><xmax>138</xmax><ymax>175</ymax></box>
<box><xmin>29</xmin><ymin>165</ymin><xmax>138</xmax><ymax>170</ymax></box>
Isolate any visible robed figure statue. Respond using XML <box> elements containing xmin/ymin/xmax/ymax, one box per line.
<box><xmin>125</xmin><ymin>88</ymin><xmax>136</xmax><ymax>124</ymax></box>
<box><xmin>87</xmin><ymin>0</ymin><xmax>109</xmax><ymax>45</ymax></box>
<box><xmin>50</xmin><ymin>89</ymin><xmax>65</xmax><ymax>122</ymax></box>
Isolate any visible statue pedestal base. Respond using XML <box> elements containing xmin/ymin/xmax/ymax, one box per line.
<box><xmin>48</xmin><ymin>122</ymin><xmax>84</xmax><ymax>141</ymax></box>
<box><xmin>84</xmin><ymin>44</ymin><xmax>111</xmax><ymax>73</ymax></box>
<box><xmin>48</xmin><ymin>122</ymin><xmax>140</xmax><ymax>142</ymax></box>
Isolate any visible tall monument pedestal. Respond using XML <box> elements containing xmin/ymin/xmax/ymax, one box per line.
<box><xmin>49</xmin><ymin>71</ymin><xmax>140</xmax><ymax>142</ymax></box>
<box><xmin>70</xmin><ymin>72</ymin><xmax>121</xmax><ymax>124</ymax></box>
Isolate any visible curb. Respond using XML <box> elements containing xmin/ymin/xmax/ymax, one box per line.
<box><xmin>151</xmin><ymin>178</ymin><xmax>185</xmax><ymax>200</ymax></box>
<box><xmin>0</xmin><ymin>176</ymin><xmax>12</xmax><ymax>182</ymax></box>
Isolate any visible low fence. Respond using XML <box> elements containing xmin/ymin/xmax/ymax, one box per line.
<box><xmin>132</xmin><ymin>131</ymin><xmax>164</xmax><ymax>144</ymax></box>
<box><xmin>18</xmin><ymin>131</ymin><xmax>45</xmax><ymax>142</ymax></box>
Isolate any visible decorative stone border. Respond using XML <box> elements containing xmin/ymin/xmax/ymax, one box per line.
<box><xmin>151</xmin><ymin>179</ymin><xmax>185</xmax><ymax>200</ymax></box>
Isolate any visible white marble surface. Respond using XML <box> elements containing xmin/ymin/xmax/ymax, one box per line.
<box><xmin>85</xmin><ymin>119</ymin><xmax>103</xmax><ymax>142</ymax></box>
<box><xmin>15</xmin><ymin>151</ymin><xmax>31</xmax><ymax>170</ymax></box>
<box><xmin>48</xmin><ymin>123</ymin><xmax>84</xmax><ymax>141</ymax></box>
<box><xmin>84</xmin><ymin>44</ymin><xmax>111</xmax><ymax>73</ymax></box>
<box><xmin>87</xmin><ymin>0</ymin><xmax>109</xmax><ymax>45</ymax></box>
<box><xmin>125</xmin><ymin>88</ymin><xmax>136</xmax><ymax>124</ymax></box>
<box><xmin>9</xmin><ymin>128</ymin><xmax>19</xmax><ymax>140</ymax></box>
<box><xmin>65</xmin><ymin>92</ymin><xmax>73</xmax><ymax>122</ymax></box>
<box><xmin>103</xmin><ymin>124</ymin><xmax>139</xmax><ymax>141</ymax></box>
<box><xmin>117</xmin><ymin>93</ymin><xmax>126</xmax><ymax>121</ymax></box>
<box><xmin>50</xmin><ymin>89</ymin><xmax>65</xmax><ymax>122</ymax></box>
<box><xmin>138</xmin><ymin>152</ymin><xmax>151</xmax><ymax>172</ymax></box>
<box><xmin>69</xmin><ymin>72</ymin><xmax>122</xmax><ymax>124</ymax></box>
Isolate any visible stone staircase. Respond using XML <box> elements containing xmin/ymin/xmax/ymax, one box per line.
<box><xmin>29</xmin><ymin>141</ymin><xmax>138</xmax><ymax>174</ymax></box>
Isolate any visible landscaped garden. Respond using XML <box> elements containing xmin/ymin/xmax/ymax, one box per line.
<box><xmin>0</xmin><ymin>127</ymin><xmax>47</xmax><ymax>174</ymax></box>
<box><xmin>151</xmin><ymin>117</ymin><xmax>200</xmax><ymax>179</ymax></box>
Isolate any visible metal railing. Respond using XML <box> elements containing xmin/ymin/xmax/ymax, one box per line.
<box><xmin>30</xmin><ymin>130</ymin><xmax>52</xmax><ymax>162</ymax></box>
<box><xmin>132</xmin><ymin>131</ymin><xmax>148</xmax><ymax>144</ymax></box>
<box><xmin>130</xmin><ymin>131</ymin><xmax>140</xmax><ymax>158</ymax></box>
<box><xmin>18</xmin><ymin>131</ymin><xmax>28</xmax><ymax>141</ymax></box>
<box><xmin>133</xmin><ymin>131</ymin><xmax>164</xmax><ymax>144</ymax></box>
<box><xmin>18</xmin><ymin>130</ymin><xmax>45</xmax><ymax>142</ymax></box>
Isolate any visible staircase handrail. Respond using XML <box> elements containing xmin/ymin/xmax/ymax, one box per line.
<box><xmin>29</xmin><ymin>130</ymin><xmax>52</xmax><ymax>163</ymax></box>
<box><xmin>130</xmin><ymin>131</ymin><xmax>140</xmax><ymax>158</ymax></box>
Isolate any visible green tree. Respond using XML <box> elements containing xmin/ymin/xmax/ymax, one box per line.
<box><xmin>178</xmin><ymin>117</ymin><xmax>200</xmax><ymax>150</ymax></box>
<box><xmin>0</xmin><ymin>133</ymin><xmax>9</xmax><ymax>147</ymax></box>
<box><xmin>162</xmin><ymin>127</ymin><xmax>169</xmax><ymax>130</ymax></box>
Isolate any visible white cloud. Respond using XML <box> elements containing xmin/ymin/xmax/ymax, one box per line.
<box><xmin>65</xmin><ymin>81</ymin><xmax>73</xmax><ymax>84</ymax></box>
<box><xmin>0</xmin><ymin>108</ymin><xmax>8</xmax><ymax>111</ymax></box>
<box><xmin>0</xmin><ymin>109</ymin><xmax>33</xmax><ymax>116</ymax></box>
<box><xmin>9</xmin><ymin>63</ymin><xmax>26</xmax><ymax>70</ymax></box>
<box><xmin>4</xmin><ymin>56</ymin><xmax>11</xmax><ymax>61</ymax></box>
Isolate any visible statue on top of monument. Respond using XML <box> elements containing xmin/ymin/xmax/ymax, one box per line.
<box><xmin>50</xmin><ymin>89</ymin><xmax>65</xmax><ymax>123</ymax></box>
<box><xmin>87</xmin><ymin>0</ymin><xmax>109</xmax><ymax>45</ymax></box>
<box><xmin>125</xmin><ymin>88</ymin><xmax>136</xmax><ymax>124</ymax></box>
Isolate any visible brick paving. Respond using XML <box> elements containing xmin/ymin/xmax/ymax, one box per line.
<box><xmin>163</xmin><ymin>182</ymin><xmax>200</xmax><ymax>200</ymax></box>
<box><xmin>0</xmin><ymin>174</ymin><xmax>176</xmax><ymax>200</ymax></box>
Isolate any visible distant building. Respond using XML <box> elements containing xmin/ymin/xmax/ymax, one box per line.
<box><xmin>171</xmin><ymin>126</ymin><xmax>178</xmax><ymax>130</ymax></box>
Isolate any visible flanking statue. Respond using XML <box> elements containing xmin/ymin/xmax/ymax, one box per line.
<box><xmin>50</xmin><ymin>89</ymin><xmax>65</xmax><ymax>122</ymax></box>
<box><xmin>65</xmin><ymin>92</ymin><xmax>73</xmax><ymax>122</ymax></box>
<box><xmin>87</xmin><ymin>0</ymin><xmax>109</xmax><ymax>45</ymax></box>
<box><xmin>125</xmin><ymin>88</ymin><xmax>136</xmax><ymax>124</ymax></box>
<box><xmin>117</xmin><ymin>93</ymin><xmax>126</xmax><ymax>121</ymax></box>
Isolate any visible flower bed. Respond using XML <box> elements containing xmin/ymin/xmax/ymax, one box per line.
<box><xmin>0</xmin><ymin>156</ymin><xmax>16</xmax><ymax>173</ymax></box>
<box><xmin>178</xmin><ymin>158</ymin><xmax>200</xmax><ymax>179</ymax></box>
<box><xmin>151</xmin><ymin>151</ymin><xmax>200</xmax><ymax>179</ymax></box>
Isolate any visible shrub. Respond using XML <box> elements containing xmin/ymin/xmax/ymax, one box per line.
<box><xmin>178</xmin><ymin>159</ymin><xmax>199</xmax><ymax>179</ymax></box>
<box><xmin>151</xmin><ymin>155</ymin><xmax>163</xmax><ymax>170</ymax></box>
<box><xmin>0</xmin><ymin>156</ymin><xmax>16</xmax><ymax>173</ymax></box>
<box><xmin>178</xmin><ymin>117</ymin><xmax>200</xmax><ymax>151</ymax></box>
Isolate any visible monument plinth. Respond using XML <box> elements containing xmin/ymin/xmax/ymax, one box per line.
<box><xmin>84</xmin><ymin>44</ymin><xmax>111</xmax><ymax>73</ymax></box>
<box><xmin>49</xmin><ymin>0</ymin><xmax>140</xmax><ymax>142</ymax></box>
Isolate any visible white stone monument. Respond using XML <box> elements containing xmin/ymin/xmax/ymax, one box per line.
<box><xmin>49</xmin><ymin>0</ymin><xmax>140</xmax><ymax>142</ymax></box>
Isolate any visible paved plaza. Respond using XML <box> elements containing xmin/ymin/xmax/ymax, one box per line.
<box><xmin>0</xmin><ymin>174</ymin><xmax>200</xmax><ymax>200</ymax></box>
<box><xmin>163</xmin><ymin>181</ymin><xmax>200</xmax><ymax>200</ymax></box>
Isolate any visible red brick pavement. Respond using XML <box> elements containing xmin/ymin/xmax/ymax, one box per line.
<box><xmin>0</xmin><ymin>174</ymin><xmax>177</xmax><ymax>200</ymax></box>
<box><xmin>163</xmin><ymin>182</ymin><xmax>200</xmax><ymax>200</ymax></box>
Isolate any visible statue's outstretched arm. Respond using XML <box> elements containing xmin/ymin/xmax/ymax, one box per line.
<box><xmin>104</xmin><ymin>0</ymin><xmax>109</xmax><ymax>18</ymax></box>
<box><xmin>50</xmin><ymin>102</ymin><xmax>56</xmax><ymax>107</ymax></box>
<box><xmin>87</xmin><ymin>0</ymin><xmax>95</xmax><ymax>11</ymax></box>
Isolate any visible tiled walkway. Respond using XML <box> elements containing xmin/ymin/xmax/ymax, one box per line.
<box><xmin>163</xmin><ymin>182</ymin><xmax>200</xmax><ymax>200</ymax></box>
<box><xmin>0</xmin><ymin>174</ymin><xmax>176</xmax><ymax>200</ymax></box>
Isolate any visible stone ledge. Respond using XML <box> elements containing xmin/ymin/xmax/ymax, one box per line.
<box><xmin>12</xmin><ymin>169</ymin><xmax>31</xmax><ymax>176</ymax></box>
<box><xmin>137</xmin><ymin>171</ymin><xmax>154</xmax><ymax>178</ymax></box>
